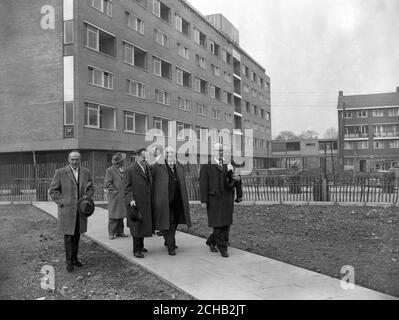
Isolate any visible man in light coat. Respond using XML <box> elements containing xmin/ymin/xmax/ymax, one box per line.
<box><xmin>150</xmin><ymin>147</ymin><xmax>191</xmax><ymax>255</ymax></box>
<box><xmin>49</xmin><ymin>150</ymin><xmax>94</xmax><ymax>271</ymax></box>
<box><xmin>104</xmin><ymin>152</ymin><xmax>128</xmax><ymax>240</ymax></box>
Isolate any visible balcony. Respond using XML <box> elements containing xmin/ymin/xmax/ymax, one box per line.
<box><xmin>234</xmin><ymin>96</ymin><xmax>242</xmax><ymax>114</ymax></box>
<box><xmin>344</xmin><ymin>133</ymin><xmax>369</xmax><ymax>139</ymax></box>
<box><xmin>374</xmin><ymin>132</ymin><xmax>399</xmax><ymax>138</ymax></box>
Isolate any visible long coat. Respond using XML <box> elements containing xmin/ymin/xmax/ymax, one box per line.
<box><xmin>104</xmin><ymin>166</ymin><xmax>128</xmax><ymax>219</ymax></box>
<box><xmin>49</xmin><ymin>166</ymin><xmax>94</xmax><ymax>235</ymax></box>
<box><xmin>199</xmin><ymin>163</ymin><xmax>236</xmax><ymax>228</ymax></box>
<box><xmin>150</xmin><ymin>161</ymin><xmax>191</xmax><ymax>231</ymax></box>
<box><xmin>123</xmin><ymin>162</ymin><xmax>153</xmax><ymax>238</ymax></box>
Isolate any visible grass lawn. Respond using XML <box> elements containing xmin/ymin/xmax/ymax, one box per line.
<box><xmin>0</xmin><ymin>205</ymin><xmax>192</xmax><ymax>300</ymax></box>
<box><xmin>179</xmin><ymin>204</ymin><xmax>399</xmax><ymax>297</ymax></box>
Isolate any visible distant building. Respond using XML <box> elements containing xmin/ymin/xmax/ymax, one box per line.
<box><xmin>337</xmin><ymin>88</ymin><xmax>399</xmax><ymax>171</ymax></box>
<box><xmin>0</xmin><ymin>0</ymin><xmax>271</xmax><ymax>168</ymax></box>
<box><xmin>271</xmin><ymin>138</ymin><xmax>338</xmax><ymax>170</ymax></box>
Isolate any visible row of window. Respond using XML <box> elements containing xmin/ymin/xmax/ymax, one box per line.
<box><xmin>344</xmin><ymin>140</ymin><xmax>399</xmax><ymax>150</ymax></box>
<box><xmin>344</xmin><ymin>124</ymin><xmax>399</xmax><ymax>138</ymax></box>
<box><xmin>87</xmin><ymin>0</ymin><xmax>269</xmax><ymax>92</ymax></box>
<box><xmin>87</xmin><ymin>64</ymin><xmax>270</xmax><ymax>124</ymax></box>
<box><xmin>343</xmin><ymin>108</ymin><xmax>399</xmax><ymax>119</ymax></box>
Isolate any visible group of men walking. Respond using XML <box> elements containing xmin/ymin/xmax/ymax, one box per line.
<box><xmin>49</xmin><ymin>144</ymin><xmax>242</xmax><ymax>272</ymax></box>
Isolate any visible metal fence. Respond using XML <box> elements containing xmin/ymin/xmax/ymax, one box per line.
<box><xmin>0</xmin><ymin>162</ymin><xmax>398</xmax><ymax>204</ymax></box>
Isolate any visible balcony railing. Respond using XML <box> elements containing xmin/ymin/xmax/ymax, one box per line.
<box><xmin>374</xmin><ymin>132</ymin><xmax>399</xmax><ymax>138</ymax></box>
<box><xmin>344</xmin><ymin>133</ymin><xmax>369</xmax><ymax>139</ymax></box>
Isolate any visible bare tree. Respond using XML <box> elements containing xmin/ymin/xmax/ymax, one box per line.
<box><xmin>275</xmin><ymin>130</ymin><xmax>298</xmax><ymax>141</ymax></box>
<box><xmin>299</xmin><ymin>130</ymin><xmax>319</xmax><ymax>139</ymax></box>
<box><xmin>324</xmin><ymin>127</ymin><xmax>338</xmax><ymax>139</ymax></box>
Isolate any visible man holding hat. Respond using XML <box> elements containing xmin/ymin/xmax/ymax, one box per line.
<box><xmin>49</xmin><ymin>150</ymin><xmax>94</xmax><ymax>272</ymax></box>
<box><xmin>104</xmin><ymin>152</ymin><xmax>128</xmax><ymax>240</ymax></box>
<box><xmin>199</xmin><ymin>143</ymin><xmax>241</xmax><ymax>258</ymax></box>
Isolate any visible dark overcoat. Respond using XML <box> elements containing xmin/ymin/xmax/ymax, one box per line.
<box><xmin>104</xmin><ymin>166</ymin><xmax>128</xmax><ymax>219</ymax></box>
<box><xmin>49</xmin><ymin>166</ymin><xmax>94</xmax><ymax>235</ymax></box>
<box><xmin>123</xmin><ymin>162</ymin><xmax>153</xmax><ymax>238</ymax></box>
<box><xmin>199</xmin><ymin>163</ymin><xmax>236</xmax><ymax>228</ymax></box>
<box><xmin>150</xmin><ymin>161</ymin><xmax>191</xmax><ymax>231</ymax></box>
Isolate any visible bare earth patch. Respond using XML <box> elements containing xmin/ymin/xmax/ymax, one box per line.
<box><xmin>177</xmin><ymin>204</ymin><xmax>399</xmax><ymax>297</ymax></box>
<box><xmin>0</xmin><ymin>205</ymin><xmax>192</xmax><ymax>300</ymax></box>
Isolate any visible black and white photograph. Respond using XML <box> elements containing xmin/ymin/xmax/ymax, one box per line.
<box><xmin>0</xmin><ymin>0</ymin><xmax>398</xmax><ymax>307</ymax></box>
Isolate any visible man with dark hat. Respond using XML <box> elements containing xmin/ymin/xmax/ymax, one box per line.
<box><xmin>199</xmin><ymin>143</ymin><xmax>241</xmax><ymax>258</ymax></box>
<box><xmin>49</xmin><ymin>150</ymin><xmax>94</xmax><ymax>271</ymax></box>
<box><xmin>123</xmin><ymin>148</ymin><xmax>153</xmax><ymax>258</ymax></box>
<box><xmin>104</xmin><ymin>152</ymin><xmax>128</xmax><ymax>240</ymax></box>
<box><xmin>150</xmin><ymin>146</ymin><xmax>191</xmax><ymax>255</ymax></box>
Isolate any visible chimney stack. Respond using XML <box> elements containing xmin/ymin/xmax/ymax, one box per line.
<box><xmin>396</xmin><ymin>87</ymin><xmax>399</xmax><ymax>93</ymax></box>
<box><xmin>339</xmin><ymin>90</ymin><xmax>343</xmax><ymax>97</ymax></box>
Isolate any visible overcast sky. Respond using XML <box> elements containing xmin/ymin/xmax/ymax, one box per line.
<box><xmin>188</xmin><ymin>0</ymin><xmax>399</xmax><ymax>138</ymax></box>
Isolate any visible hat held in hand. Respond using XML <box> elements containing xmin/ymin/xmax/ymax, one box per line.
<box><xmin>77</xmin><ymin>181</ymin><xmax>95</xmax><ymax>217</ymax></box>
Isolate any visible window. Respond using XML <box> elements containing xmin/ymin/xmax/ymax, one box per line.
<box><xmin>260</xmin><ymin>109</ymin><xmax>265</xmax><ymax>119</ymax></box>
<box><xmin>243</xmin><ymin>84</ymin><xmax>250</xmax><ymax>93</ymax></box>
<box><xmin>175</xmin><ymin>14</ymin><xmax>190</xmax><ymax>37</ymax></box>
<box><xmin>209</xmin><ymin>40</ymin><xmax>220</xmax><ymax>56</ymax></box>
<box><xmin>153</xmin><ymin>56</ymin><xmax>171</xmax><ymax>79</ymax></box>
<box><xmin>176</xmin><ymin>67</ymin><xmax>191</xmax><ymax>88</ymax></box>
<box><xmin>127</xmin><ymin>12</ymin><xmax>144</xmax><ymax>34</ymax></box>
<box><xmin>88</xmin><ymin>66</ymin><xmax>113</xmax><ymax>89</ymax></box>
<box><xmin>155</xmin><ymin>88</ymin><xmax>170</xmax><ymax>105</ymax></box>
<box><xmin>193</xmin><ymin>28</ymin><xmax>206</xmax><ymax>47</ymax></box>
<box><xmin>266</xmin><ymin>112</ymin><xmax>271</xmax><ymax>121</ymax></box>
<box><xmin>154</xmin><ymin>28</ymin><xmax>169</xmax><ymax>47</ymax></box>
<box><xmin>372</xmin><ymin>109</ymin><xmax>384</xmax><ymax>117</ymax></box>
<box><xmin>222</xmin><ymin>91</ymin><xmax>232</xmax><ymax>105</ymax></box>
<box><xmin>84</xmin><ymin>102</ymin><xmax>116</xmax><ymax>130</ymax></box>
<box><xmin>153</xmin><ymin>116</ymin><xmax>171</xmax><ymax>137</ymax></box>
<box><xmin>373</xmin><ymin>141</ymin><xmax>385</xmax><ymax>149</ymax></box>
<box><xmin>389</xmin><ymin>140</ymin><xmax>399</xmax><ymax>148</ymax></box>
<box><xmin>64</xmin><ymin>102</ymin><xmax>74</xmax><ymax>125</ymax></box>
<box><xmin>224</xmin><ymin>72</ymin><xmax>232</xmax><ymax>83</ymax></box>
<box><xmin>196</xmin><ymin>126</ymin><xmax>208</xmax><ymax>142</ymax></box>
<box><xmin>196</xmin><ymin>55</ymin><xmax>206</xmax><ymax>69</ymax></box>
<box><xmin>64</xmin><ymin>20</ymin><xmax>74</xmax><ymax>44</ymax></box>
<box><xmin>194</xmin><ymin>77</ymin><xmax>208</xmax><ymax>95</ymax></box>
<box><xmin>253</xmin><ymin>105</ymin><xmax>259</xmax><ymax>116</ymax></box>
<box><xmin>344</xmin><ymin>142</ymin><xmax>354</xmax><ymax>150</ymax></box>
<box><xmin>85</xmin><ymin>23</ymin><xmax>116</xmax><ymax>57</ymax></box>
<box><xmin>178</xmin><ymin>97</ymin><xmax>190</xmax><ymax>111</ymax></box>
<box><xmin>211</xmin><ymin>108</ymin><xmax>221</xmax><ymax>120</ymax></box>
<box><xmin>153</xmin><ymin>0</ymin><xmax>170</xmax><ymax>23</ymax></box>
<box><xmin>357</xmin><ymin>110</ymin><xmax>368</xmax><ymax>118</ymax></box>
<box><xmin>358</xmin><ymin>141</ymin><xmax>369</xmax><ymax>149</ymax></box>
<box><xmin>196</xmin><ymin>104</ymin><xmax>208</xmax><ymax>116</ymax></box>
<box><xmin>222</xmin><ymin>50</ymin><xmax>232</xmax><ymax>64</ymax></box>
<box><xmin>124</xmin><ymin>111</ymin><xmax>147</xmax><ymax>134</ymax></box>
<box><xmin>126</xmin><ymin>79</ymin><xmax>145</xmax><ymax>98</ymax></box>
<box><xmin>252</xmin><ymin>88</ymin><xmax>257</xmax><ymax>97</ymax></box>
<box><xmin>388</xmin><ymin>108</ymin><xmax>399</xmax><ymax>116</ymax></box>
<box><xmin>177</xmin><ymin>43</ymin><xmax>190</xmax><ymax>60</ymax></box>
<box><xmin>245</xmin><ymin>101</ymin><xmax>250</xmax><ymax>113</ymax></box>
<box><xmin>176</xmin><ymin>122</ymin><xmax>193</xmax><ymax>140</ymax></box>
<box><xmin>211</xmin><ymin>64</ymin><xmax>220</xmax><ymax>77</ymax></box>
<box><xmin>225</xmin><ymin>113</ymin><xmax>233</xmax><ymax>124</ymax></box>
<box><xmin>343</xmin><ymin>111</ymin><xmax>352</xmax><ymax>119</ymax></box>
<box><xmin>123</xmin><ymin>41</ymin><xmax>147</xmax><ymax>69</ymax></box>
<box><xmin>89</xmin><ymin>0</ymin><xmax>112</xmax><ymax>16</ymax></box>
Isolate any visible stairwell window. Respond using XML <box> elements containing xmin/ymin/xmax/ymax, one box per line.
<box><xmin>89</xmin><ymin>0</ymin><xmax>112</xmax><ymax>16</ymax></box>
<box><xmin>127</xmin><ymin>12</ymin><xmax>144</xmax><ymax>34</ymax></box>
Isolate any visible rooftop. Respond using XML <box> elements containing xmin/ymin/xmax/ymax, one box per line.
<box><xmin>337</xmin><ymin>87</ymin><xmax>399</xmax><ymax>109</ymax></box>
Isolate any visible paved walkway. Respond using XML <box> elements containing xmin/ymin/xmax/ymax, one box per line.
<box><xmin>33</xmin><ymin>202</ymin><xmax>396</xmax><ymax>300</ymax></box>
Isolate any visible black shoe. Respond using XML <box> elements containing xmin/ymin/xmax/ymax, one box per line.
<box><xmin>72</xmin><ymin>260</ymin><xmax>83</xmax><ymax>268</ymax></box>
<box><xmin>134</xmin><ymin>252</ymin><xmax>144</xmax><ymax>258</ymax></box>
<box><xmin>207</xmin><ymin>243</ymin><xmax>218</xmax><ymax>253</ymax></box>
<box><xmin>66</xmin><ymin>265</ymin><xmax>74</xmax><ymax>272</ymax></box>
<box><xmin>141</xmin><ymin>248</ymin><xmax>148</xmax><ymax>253</ymax></box>
<box><xmin>235</xmin><ymin>198</ymin><xmax>243</xmax><ymax>203</ymax></box>
<box><xmin>168</xmin><ymin>250</ymin><xmax>176</xmax><ymax>256</ymax></box>
<box><xmin>220</xmin><ymin>251</ymin><xmax>229</xmax><ymax>258</ymax></box>
<box><xmin>164</xmin><ymin>242</ymin><xmax>178</xmax><ymax>249</ymax></box>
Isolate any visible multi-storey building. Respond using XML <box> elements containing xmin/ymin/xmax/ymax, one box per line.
<box><xmin>0</xmin><ymin>0</ymin><xmax>271</xmax><ymax>168</ymax></box>
<box><xmin>337</xmin><ymin>88</ymin><xmax>399</xmax><ymax>171</ymax></box>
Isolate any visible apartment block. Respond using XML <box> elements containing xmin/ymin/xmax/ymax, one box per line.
<box><xmin>337</xmin><ymin>88</ymin><xmax>399</xmax><ymax>171</ymax></box>
<box><xmin>0</xmin><ymin>0</ymin><xmax>271</xmax><ymax>167</ymax></box>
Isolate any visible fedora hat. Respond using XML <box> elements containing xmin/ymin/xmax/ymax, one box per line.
<box><xmin>77</xmin><ymin>197</ymin><xmax>95</xmax><ymax>217</ymax></box>
<box><xmin>111</xmin><ymin>152</ymin><xmax>126</xmax><ymax>164</ymax></box>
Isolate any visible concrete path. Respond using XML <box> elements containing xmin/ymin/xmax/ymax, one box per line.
<box><xmin>33</xmin><ymin>202</ymin><xmax>397</xmax><ymax>300</ymax></box>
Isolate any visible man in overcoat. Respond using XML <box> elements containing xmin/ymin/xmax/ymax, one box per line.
<box><xmin>123</xmin><ymin>148</ymin><xmax>153</xmax><ymax>258</ymax></box>
<box><xmin>150</xmin><ymin>146</ymin><xmax>191</xmax><ymax>255</ymax></box>
<box><xmin>49</xmin><ymin>150</ymin><xmax>94</xmax><ymax>271</ymax></box>
<box><xmin>104</xmin><ymin>152</ymin><xmax>128</xmax><ymax>240</ymax></box>
<box><xmin>199</xmin><ymin>143</ymin><xmax>241</xmax><ymax>258</ymax></box>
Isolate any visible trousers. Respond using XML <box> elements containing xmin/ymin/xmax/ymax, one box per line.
<box><xmin>64</xmin><ymin>212</ymin><xmax>80</xmax><ymax>266</ymax></box>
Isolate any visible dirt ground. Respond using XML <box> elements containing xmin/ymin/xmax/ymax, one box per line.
<box><xmin>0</xmin><ymin>205</ymin><xmax>192</xmax><ymax>300</ymax></box>
<box><xmin>179</xmin><ymin>204</ymin><xmax>399</xmax><ymax>297</ymax></box>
